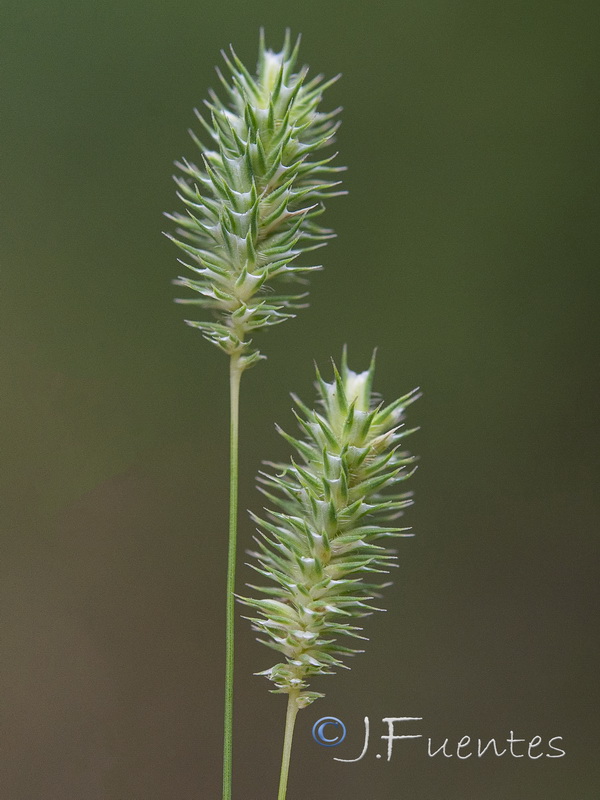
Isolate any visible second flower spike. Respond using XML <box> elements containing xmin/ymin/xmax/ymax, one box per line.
<box><xmin>242</xmin><ymin>352</ymin><xmax>420</xmax><ymax>708</ymax></box>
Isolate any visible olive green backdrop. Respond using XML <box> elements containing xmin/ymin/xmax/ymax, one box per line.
<box><xmin>1</xmin><ymin>1</ymin><xmax>599</xmax><ymax>798</ymax></box>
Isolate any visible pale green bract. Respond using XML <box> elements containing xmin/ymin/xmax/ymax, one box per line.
<box><xmin>242</xmin><ymin>353</ymin><xmax>419</xmax><ymax>708</ymax></box>
<box><xmin>166</xmin><ymin>31</ymin><xmax>344</xmax><ymax>371</ymax></box>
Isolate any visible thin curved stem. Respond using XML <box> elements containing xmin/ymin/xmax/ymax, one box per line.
<box><xmin>277</xmin><ymin>691</ymin><xmax>300</xmax><ymax>800</ymax></box>
<box><xmin>223</xmin><ymin>356</ymin><xmax>243</xmax><ymax>800</ymax></box>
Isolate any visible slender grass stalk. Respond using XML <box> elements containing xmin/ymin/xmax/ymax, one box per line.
<box><xmin>223</xmin><ymin>355</ymin><xmax>242</xmax><ymax>799</ymax></box>
<box><xmin>166</xmin><ymin>31</ymin><xmax>344</xmax><ymax>800</ymax></box>
<box><xmin>242</xmin><ymin>353</ymin><xmax>419</xmax><ymax>797</ymax></box>
<box><xmin>277</xmin><ymin>689</ymin><xmax>300</xmax><ymax>800</ymax></box>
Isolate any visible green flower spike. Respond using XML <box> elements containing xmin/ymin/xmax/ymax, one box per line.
<box><xmin>242</xmin><ymin>353</ymin><xmax>419</xmax><ymax>797</ymax></box>
<box><xmin>166</xmin><ymin>30</ymin><xmax>345</xmax><ymax>371</ymax></box>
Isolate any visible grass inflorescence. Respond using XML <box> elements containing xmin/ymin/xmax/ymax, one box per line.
<box><xmin>243</xmin><ymin>352</ymin><xmax>419</xmax><ymax>708</ymax></box>
<box><xmin>166</xmin><ymin>30</ymin><xmax>345</xmax><ymax>371</ymax></box>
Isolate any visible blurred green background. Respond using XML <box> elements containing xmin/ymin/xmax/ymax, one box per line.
<box><xmin>1</xmin><ymin>1</ymin><xmax>599</xmax><ymax>798</ymax></box>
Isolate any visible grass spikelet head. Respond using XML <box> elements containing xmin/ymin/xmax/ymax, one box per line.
<box><xmin>166</xmin><ymin>31</ymin><xmax>345</xmax><ymax>371</ymax></box>
<box><xmin>242</xmin><ymin>353</ymin><xmax>420</xmax><ymax>708</ymax></box>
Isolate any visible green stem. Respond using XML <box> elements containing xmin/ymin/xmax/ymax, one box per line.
<box><xmin>223</xmin><ymin>356</ymin><xmax>243</xmax><ymax>800</ymax></box>
<box><xmin>277</xmin><ymin>691</ymin><xmax>300</xmax><ymax>800</ymax></box>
